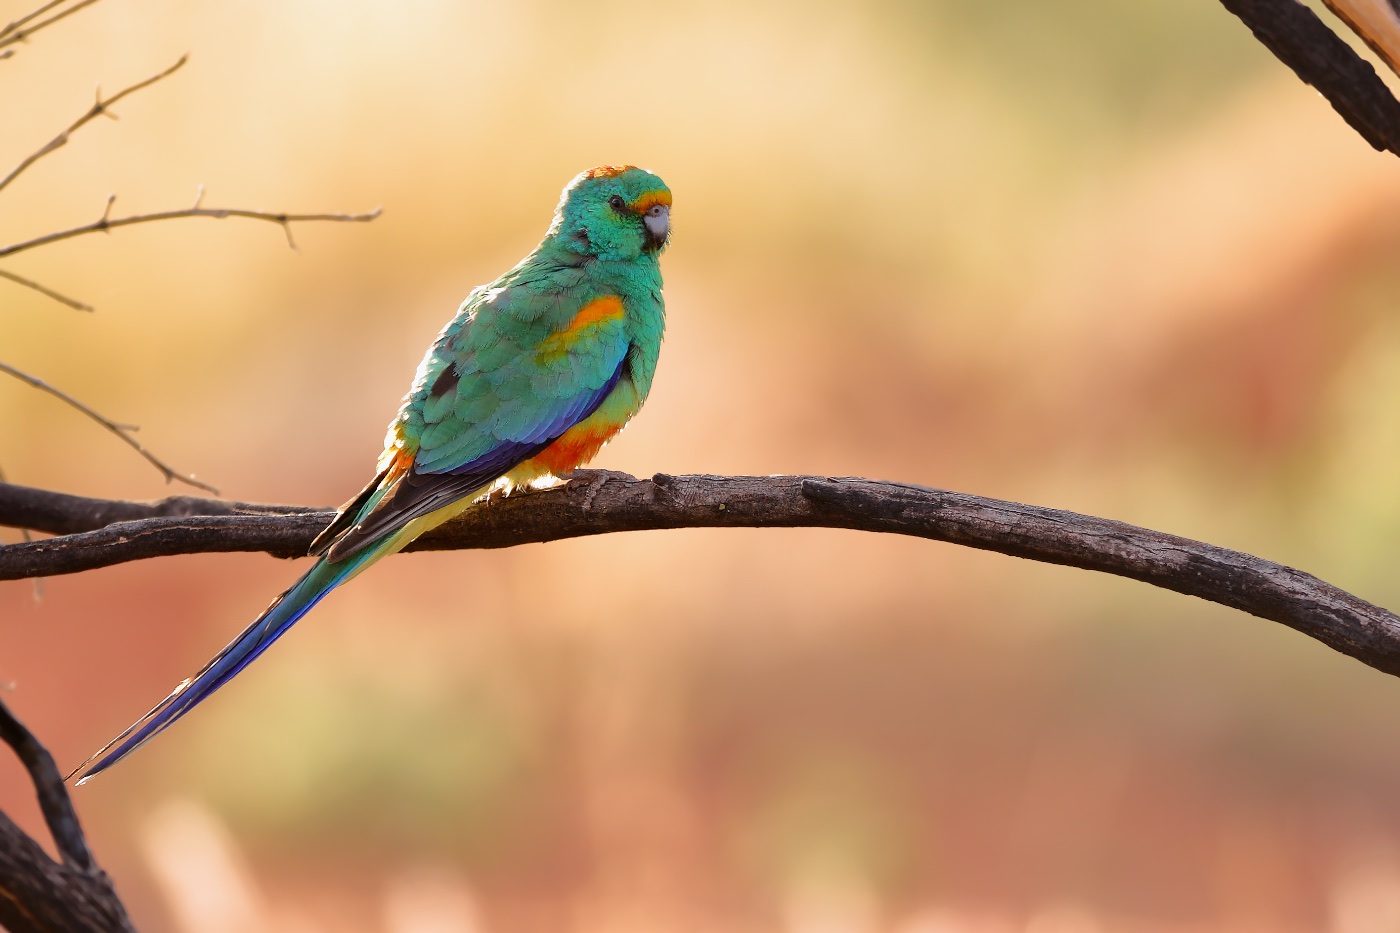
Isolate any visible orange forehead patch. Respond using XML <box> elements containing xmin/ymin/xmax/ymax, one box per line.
<box><xmin>583</xmin><ymin>165</ymin><xmax>638</xmax><ymax>180</ymax></box>
<box><xmin>628</xmin><ymin>189</ymin><xmax>672</xmax><ymax>213</ymax></box>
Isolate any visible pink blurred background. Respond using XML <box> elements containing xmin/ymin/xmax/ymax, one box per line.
<box><xmin>5</xmin><ymin>1</ymin><xmax>1400</xmax><ymax>930</ymax></box>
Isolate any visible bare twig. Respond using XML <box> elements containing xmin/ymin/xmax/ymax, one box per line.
<box><xmin>2</xmin><ymin>474</ymin><xmax>1399</xmax><ymax>680</ymax></box>
<box><xmin>0</xmin><ymin>362</ymin><xmax>217</xmax><ymax>493</ymax></box>
<box><xmin>0</xmin><ymin>696</ymin><xmax>134</xmax><ymax>932</ymax></box>
<box><xmin>0</xmin><ymin>0</ymin><xmax>101</xmax><ymax>57</ymax></box>
<box><xmin>0</xmin><ymin>0</ymin><xmax>67</xmax><ymax>40</ymax></box>
<box><xmin>0</xmin><ymin>199</ymin><xmax>383</xmax><ymax>260</ymax></box>
<box><xmin>0</xmin><ymin>267</ymin><xmax>91</xmax><ymax>311</ymax></box>
<box><xmin>0</xmin><ymin>55</ymin><xmax>188</xmax><ymax>195</ymax></box>
<box><xmin>1218</xmin><ymin>0</ymin><xmax>1400</xmax><ymax>154</ymax></box>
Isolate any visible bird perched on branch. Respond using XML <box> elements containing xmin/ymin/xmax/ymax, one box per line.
<box><xmin>73</xmin><ymin>165</ymin><xmax>672</xmax><ymax>782</ymax></box>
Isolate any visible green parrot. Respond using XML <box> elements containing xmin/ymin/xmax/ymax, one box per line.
<box><xmin>74</xmin><ymin>165</ymin><xmax>671</xmax><ymax>782</ymax></box>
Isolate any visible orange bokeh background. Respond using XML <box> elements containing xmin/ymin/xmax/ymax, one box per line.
<box><xmin>5</xmin><ymin>1</ymin><xmax>1400</xmax><ymax>930</ymax></box>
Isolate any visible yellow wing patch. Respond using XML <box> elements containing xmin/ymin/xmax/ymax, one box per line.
<box><xmin>536</xmin><ymin>295</ymin><xmax>625</xmax><ymax>363</ymax></box>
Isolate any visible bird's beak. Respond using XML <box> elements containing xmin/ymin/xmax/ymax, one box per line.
<box><xmin>643</xmin><ymin>204</ymin><xmax>670</xmax><ymax>251</ymax></box>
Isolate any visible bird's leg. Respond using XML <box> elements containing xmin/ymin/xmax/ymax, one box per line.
<box><xmin>563</xmin><ymin>468</ymin><xmax>635</xmax><ymax>511</ymax></box>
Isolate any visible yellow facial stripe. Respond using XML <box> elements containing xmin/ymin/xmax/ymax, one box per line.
<box><xmin>628</xmin><ymin>189</ymin><xmax>672</xmax><ymax>213</ymax></box>
<box><xmin>536</xmin><ymin>295</ymin><xmax>625</xmax><ymax>360</ymax></box>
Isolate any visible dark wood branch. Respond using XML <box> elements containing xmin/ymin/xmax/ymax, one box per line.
<box><xmin>0</xmin><ymin>483</ymin><xmax>315</xmax><ymax>537</ymax></box>
<box><xmin>0</xmin><ymin>702</ymin><xmax>92</xmax><ymax>872</ymax></box>
<box><xmin>3</xmin><ymin>475</ymin><xmax>1399</xmax><ymax>679</ymax></box>
<box><xmin>1219</xmin><ymin>0</ymin><xmax>1400</xmax><ymax>154</ymax></box>
<box><xmin>0</xmin><ymin>698</ymin><xmax>134</xmax><ymax>932</ymax></box>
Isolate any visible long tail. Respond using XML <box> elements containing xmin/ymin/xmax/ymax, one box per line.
<box><xmin>70</xmin><ymin>546</ymin><xmax>381</xmax><ymax>784</ymax></box>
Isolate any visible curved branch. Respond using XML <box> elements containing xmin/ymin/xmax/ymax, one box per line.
<box><xmin>0</xmin><ymin>698</ymin><xmax>134</xmax><ymax>933</ymax></box>
<box><xmin>3</xmin><ymin>474</ymin><xmax>1399</xmax><ymax>679</ymax></box>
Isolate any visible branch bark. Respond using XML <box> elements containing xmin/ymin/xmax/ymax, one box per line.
<box><xmin>4</xmin><ymin>474</ymin><xmax>1399</xmax><ymax>679</ymax></box>
<box><xmin>0</xmin><ymin>698</ymin><xmax>134</xmax><ymax>933</ymax></box>
<box><xmin>1219</xmin><ymin>0</ymin><xmax>1400</xmax><ymax>154</ymax></box>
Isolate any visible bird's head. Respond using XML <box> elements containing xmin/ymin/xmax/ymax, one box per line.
<box><xmin>552</xmin><ymin>165</ymin><xmax>671</xmax><ymax>261</ymax></box>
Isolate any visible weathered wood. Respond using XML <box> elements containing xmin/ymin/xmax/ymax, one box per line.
<box><xmin>1219</xmin><ymin>0</ymin><xmax>1400</xmax><ymax>153</ymax></box>
<box><xmin>4</xmin><ymin>475</ymin><xmax>1399</xmax><ymax>679</ymax></box>
<box><xmin>0</xmin><ymin>700</ymin><xmax>134</xmax><ymax>932</ymax></box>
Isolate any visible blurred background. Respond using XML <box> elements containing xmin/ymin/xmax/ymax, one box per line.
<box><xmin>4</xmin><ymin>0</ymin><xmax>1400</xmax><ymax>930</ymax></box>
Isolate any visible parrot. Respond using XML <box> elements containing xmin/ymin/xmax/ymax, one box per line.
<box><xmin>72</xmin><ymin>165</ymin><xmax>671</xmax><ymax>783</ymax></box>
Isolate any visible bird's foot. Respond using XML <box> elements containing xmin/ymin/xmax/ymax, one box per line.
<box><xmin>477</xmin><ymin>483</ymin><xmax>514</xmax><ymax>507</ymax></box>
<box><xmin>563</xmin><ymin>468</ymin><xmax>635</xmax><ymax>511</ymax></box>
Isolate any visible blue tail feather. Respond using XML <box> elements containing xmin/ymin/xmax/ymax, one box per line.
<box><xmin>71</xmin><ymin>550</ymin><xmax>373</xmax><ymax>783</ymax></box>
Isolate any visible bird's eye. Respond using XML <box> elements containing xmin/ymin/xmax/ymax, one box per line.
<box><xmin>608</xmin><ymin>195</ymin><xmax>625</xmax><ymax>211</ymax></box>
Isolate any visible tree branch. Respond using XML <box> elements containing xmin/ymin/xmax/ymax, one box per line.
<box><xmin>0</xmin><ymin>197</ymin><xmax>384</xmax><ymax>260</ymax></box>
<box><xmin>0</xmin><ymin>268</ymin><xmax>91</xmax><ymax>311</ymax></box>
<box><xmin>1219</xmin><ymin>0</ymin><xmax>1400</xmax><ymax>154</ymax></box>
<box><xmin>0</xmin><ymin>55</ymin><xmax>188</xmax><ymax>196</ymax></box>
<box><xmin>0</xmin><ymin>0</ymin><xmax>101</xmax><ymax>59</ymax></box>
<box><xmin>2</xmin><ymin>474</ymin><xmax>1398</xmax><ymax>679</ymax></box>
<box><xmin>0</xmin><ymin>362</ymin><xmax>218</xmax><ymax>494</ymax></box>
<box><xmin>0</xmin><ymin>0</ymin><xmax>70</xmax><ymax>43</ymax></box>
<box><xmin>0</xmin><ymin>697</ymin><xmax>134</xmax><ymax>933</ymax></box>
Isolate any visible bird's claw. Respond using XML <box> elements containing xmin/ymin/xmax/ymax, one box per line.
<box><xmin>565</xmin><ymin>468</ymin><xmax>635</xmax><ymax>511</ymax></box>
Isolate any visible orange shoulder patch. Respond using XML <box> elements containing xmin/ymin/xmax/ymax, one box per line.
<box><xmin>536</xmin><ymin>295</ymin><xmax>625</xmax><ymax>361</ymax></box>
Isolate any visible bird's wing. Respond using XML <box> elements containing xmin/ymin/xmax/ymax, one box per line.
<box><xmin>314</xmin><ymin>287</ymin><xmax>630</xmax><ymax>562</ymax></box>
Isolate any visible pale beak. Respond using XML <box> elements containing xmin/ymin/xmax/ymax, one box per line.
<box><xmin>643</xmin><ymin>204</ymin><xmax>670</xmax><ymax>250</ymax></box>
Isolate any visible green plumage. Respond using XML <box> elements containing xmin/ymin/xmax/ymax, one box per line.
<box><xmin>395</xmin><ymin>171</ymin><xmax>668</xmax><ymax>474</ymax></box>
<box><xmin>315</xmin><ymin>165</ymin><xmax>671</xmax><ymax>559</ymax></box>
<box><xmin>74</xmin><ymin>166</ymin><xmax>671</xmax><ymax>783</ymax></box>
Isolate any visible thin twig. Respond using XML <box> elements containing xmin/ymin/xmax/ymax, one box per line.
<box><xmin>0</xmin><ymin>0</ymin><xmax>67</xmax><ymax>41</ymax></box>
<box><xmin>0</xmin><ymin>362</ymin><xmax>218</xmax><ymax>493</ymax></box>
<box><xmin>0</xmin><ymin>267</ymin><xmax>91</xmax><ymax>311</ymax></box>
<box><xmin>0</xmin><ymin>55</ymin><xmax>188</xmax><ymax>195</ymax></box>
<box><xmin>1</xmin><ymin>474</ymin><xmax>1398</xmax><ymax>680</ymax></box>
<box><xmin>0</xmin><ymin>0</ymin><xmax>101</xmax><ymax>56</ymax></box>
<box><xmin>0</xmin><ymin>199</ymin><xmax>383</xmax><ymax>260</ymax></box>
